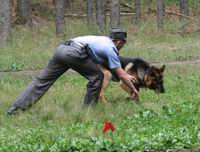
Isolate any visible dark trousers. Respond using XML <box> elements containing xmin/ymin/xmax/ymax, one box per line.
<box><xmin>13</xmin><ymin>44</ymin><xmax>104</xmax><ymax>110</ymax></box>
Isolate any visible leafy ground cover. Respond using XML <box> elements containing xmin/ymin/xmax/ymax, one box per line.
<box><xmin>0</xmin><ymin>64</ymin><xmax>200</xmax><ymax>151</ymax></box>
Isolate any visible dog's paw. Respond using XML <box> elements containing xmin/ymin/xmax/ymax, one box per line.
<box><xmin>126</xmin><ymin>97</ymin><xmax>133</xmax><ymax>101</ymax></box>
<box><xmin>126</xmin><ymin>96</ymin><xmax>139</xmax><ymax>103</ymax></box>
<box><xmin>101</xmin><ymin>100</ymin><xmax>112</xmax><ymax>105</ymax></box>
<box><xmin>99</xmin><ymin>97</ymin><xmax>112</xmax><ymax>105</ymax></box>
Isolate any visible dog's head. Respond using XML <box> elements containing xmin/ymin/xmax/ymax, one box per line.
<box><xmin>124</xmin><ymin>60</ymin><xmax>166</xmax><ymax>94</ymax></box>
<box><xmin>144</xmin><ymin>65</ymin><xmax>165</xmax><ymax>94</ymax></box>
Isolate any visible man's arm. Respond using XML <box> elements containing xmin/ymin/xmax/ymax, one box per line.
<box><xmin>114</xmin><ymin>68</ymin><xmax>139</xmax><ymax>98</ymax></box>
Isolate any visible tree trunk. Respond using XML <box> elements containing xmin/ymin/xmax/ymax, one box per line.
<box><xmin>87</xmin><ymin>0</ymin><xmax>94</xmax><ymax>27</ymax></box>
<box><xmin>17</xmin><ymin>0</ymin><xmax>32</xmax><ymax>26</ymax></box>
<box><xmin>147</xmin><ymin>0</ymin><xmax>152</xmax><ymax>14</ymax></box>
<box><xmin>157</xmin><ymin>0</ymin><xmax>165</xmax><ymax>32</ymax></box>
<box><xmin>55</xmin><ymin>0</ymin><xmax>65</xmax><ymax>36</ymax></box>
<box><xmin>96</xmin><ymin>0</ymin><xmax>106</xmax><ymax>33</ymax></box>
<box><xmin>65</xmin><ymin>0</ymin><xmax>71</xmax><ymax>9</ymax></box>
<box><xmin>110</xmin><ymin>0</ymin><xmax>120</xmax><ymax>29</ymax></box>
<box><xmin>0</xmin><ymin>0</ymin><xmax>11</xmax><ymax>47</ymax></box>
<box><xmin>134</xmin><ymin>0</ymin><xmax>141</xmax><ymax>25</ymax></box>
<box><xmin>180</xmin><ymin>0</ymin><xmax>189</xmax><ymax>21</ymax></box>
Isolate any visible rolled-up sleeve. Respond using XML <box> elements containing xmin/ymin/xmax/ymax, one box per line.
<box><xmin>106</xmin><ymin>47</ymin><xmax>121</xmax><ymax>69</ymax></box>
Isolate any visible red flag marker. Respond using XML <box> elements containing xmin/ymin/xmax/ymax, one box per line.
<box><xmin>103</xmin><ymin>121</ymin><xmax>116</xmax><ymax>133</ymax></box>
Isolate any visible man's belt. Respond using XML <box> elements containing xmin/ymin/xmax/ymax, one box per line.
<box><xmin>64</xmin><ymin>40</ymin><xmax>87</xmax><ymax>50</ymax></box>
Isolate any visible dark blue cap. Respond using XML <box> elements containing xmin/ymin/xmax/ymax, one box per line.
<box><xmin>110</xmin><ymin>28</ymin><xmax>127</xmax><ymax>40</ymax></box>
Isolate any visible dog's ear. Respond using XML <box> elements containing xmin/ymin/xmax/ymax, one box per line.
<box><xmin>125</xmin><ymin>63</ymin><xmax>134</xmax><ymax>72</ymax></box>
<box><xmin>160</xmin><ymin>65</ymin><xmax>165</xmax><ymax>73</ymax></box>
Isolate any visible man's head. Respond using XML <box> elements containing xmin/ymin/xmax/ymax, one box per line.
<box><xmin>110</xmin><ymin>28</ymin><xmax>127</xmax><ymax>50</ymax></box>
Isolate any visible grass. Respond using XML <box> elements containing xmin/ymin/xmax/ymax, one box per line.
<box><xmin>0</xmin><ymin>16</ymin><xmax>200</xmax><ymax>72</ymax></box>
<box><xmin>0</xmin><ymin>64</ymin><xmax>200</xmax><ymax>151</ymax></box>
<box><xmin>0</xmin><ymin>15</ymin><xmax>200</xmax><ymax>151</ymax></box>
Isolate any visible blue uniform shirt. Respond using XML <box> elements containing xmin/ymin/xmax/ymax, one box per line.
<box><xmin>72</xmin><ymin>36</ymin><xmax>121</xmax><ymax>69</ymax></box>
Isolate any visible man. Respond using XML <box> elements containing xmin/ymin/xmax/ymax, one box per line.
<box><xmin>7</xmin><ymin>28</ymin><xmax>139</xmax><ymax>115</ymax></box>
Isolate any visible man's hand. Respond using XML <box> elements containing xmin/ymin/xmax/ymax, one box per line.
<box><xmin>129</xmin><ymin>79</ymin><xmax>139</xmax><ymax>98</ymax></box>
<box><xmin>127</xmin><ymin>74</ymin><xmax>139</xmax><ymax>98</ymax></box>
<box><xmin>130</xmin><ymin>91</ymin><xmax>139</xmax><ymax>101</ymax></box>
<box><xmin>127</xmin><ymin>74</ymin><xmax>137</xmax><ymax>83</ymax></box>
<box><xmin>115</xmin><ymin>68</ymin><xmax>139</xmax><ymax>98</ymax></box>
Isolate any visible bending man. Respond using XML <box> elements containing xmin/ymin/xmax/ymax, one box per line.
<box><xmin>7</xmin><ymin>28</ymin><xmax>138</xmax><ymax>115</ymax></box>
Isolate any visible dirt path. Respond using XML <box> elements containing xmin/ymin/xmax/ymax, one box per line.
<box><xmin>156</xmin><ymin>59</ymin><xmax>200</xmax><ymax>65</ymax></box>
<box><xmin>1</xmin><ymin>59</ymin><xmax>200</xmax><ymax>76</ymax></box>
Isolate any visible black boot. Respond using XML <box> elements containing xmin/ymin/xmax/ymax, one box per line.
<box><xmin>7</xmin><ymin>106</ymin><xmax>18</xmax><ymax>115</ymax></box>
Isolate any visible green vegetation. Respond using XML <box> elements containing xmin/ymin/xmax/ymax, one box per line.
<box><xmin>0</xmin><ymin>12</ymin><xmax>200</xmax><ymax>151</ymax></box>
<box><xmin>1</xmin><ymin>16</ymin><xmax>200</xmax><ymax>72</ymax></box>
<box><xmin>0</xmin><ymin>19</ymin><xmax>98</xmax><ymax>72</ymax></box>
<box><xmin>0</xmin><ymin>64</ymin><xmax>200</xmax><ymax>151</ymax></box>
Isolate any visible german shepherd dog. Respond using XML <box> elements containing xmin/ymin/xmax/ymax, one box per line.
<box><xmin>99</xmin><ymin>56</ymin><xmax>165</xmax><ymax>103</ymax></box>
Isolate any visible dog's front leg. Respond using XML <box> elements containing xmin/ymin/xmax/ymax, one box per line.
<box><xmin>98</xmin><ymin>66</ymin><xmax>112</xmax><ymax>104</ymax></box>
<box><xmin>120</xmin><ymin>81</ymin><xmax>140</xmax><ymax>101</ymax></box>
